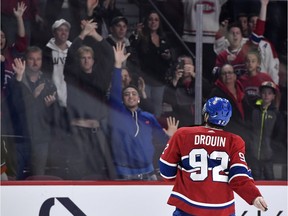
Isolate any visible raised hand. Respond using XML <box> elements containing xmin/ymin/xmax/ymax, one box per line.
<box><xmin>163</xmin><ymin>116</ymin><xmax>179</xmax><ymax>137</ymax></box>
<box><xmin>227</xmin><ymin>54</ymin><xmax>236</xmax><ymax>63</ymax></box>
<box><xmin>138</xmin><ymin>77</ymin><xmax>147</xmax><ymax>99</ymax></box>
<box><xmin>259</xmin><ymin>0</ymin><xmax>269</xmax><ymax>21</ymax></box>
<box><xmin>175</xmin><ymin>68</ymin><xmax>184</xmax><ymax>79</ymax></box>
<box><xmin>220</xmin><ymin>19</ymin><xmax>229</xmax><ymax>28</ymax></box>
<box><xmin>79</xmin><ymin>19</ymin><xmax>98</xmax><ymax>39</ymax></box>
<box><xmin>261</xmin><ymin>0</ymin><xmax>269</xmax><ymax>6</ymax></box>
<box><xmin>184</xmin><ymin>64</ymin><xmax>195</xmax><ymax>78</ymax></box>
<box><xmin>33</xmin><ymin>83</ymin><xmax>45</xmax><ymax>98</ymax></box>
<box><xmin>13</xmin><ymin>2</ymin><xmax>27</xmax><ymax>18</ymax></box>
<box><xmin>138</xmin><ymin>77</ymin><xmax>145</xmax><ymax>92</ymax></box>
<box><xmin>44</xmin><ymin>92</ymin><xmax>57</xmax><ymax>107</ymax></box>
<box><xmin>87</xmin><ymin>0</ymin><xmax>99</xmax><ymax>16</ymax></box>
<box><xmin>113</xmin><ymin>42</ymin><xmax>130</xmax><ymax>68</ymax></box>
<box><xmin>12</xmin><ymin>58</ymin><xmax>26</xmax><ymax>81</ymax></box>
<box><xmin>172</xmin><ymin>68</ymin><xmax>183</xmax><ymax>87</ymax></box>
<box><xmin>103</xmin><ymin>0</ymin><xmax>112</xmax><ymax>9</ymax></box>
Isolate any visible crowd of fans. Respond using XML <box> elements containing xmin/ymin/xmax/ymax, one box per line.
<box><xmin>1</xmin><ymin>0</ymin><xmax>287</xmax><ymax>181</ymax></box>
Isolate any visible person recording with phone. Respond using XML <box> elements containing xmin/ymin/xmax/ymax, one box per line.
<box><xmin>165</xmin><ymin>55</ymin><xmax>211</xmax><ymax>127</ymax></box>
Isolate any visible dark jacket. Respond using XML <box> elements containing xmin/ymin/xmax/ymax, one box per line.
<box><xmin>248</xmin><ymin>100</ymin><xmax>286</xmax><ymax>161</ymax></box>
<box><xmin>4</xmin><ymin>72</ymin><xmax>56</xmax><ymax>143</ymax></box>
<box><xmin>85</xmin><ymin>3</ymin><xmax>123</xmax><ymax>36</ymax></box>
<box><xmin>166</xmin><ymin>76</ymin><xmax>212</xmax><ymax>127</ymax></box>
<box><xmin>63</xmin><ymin>36</ymin><xmax>116</xmax><ymax>179</ymax></box>
<box><xmin>209</xmin><ymin>79</ymin><xmax>251</xmax><ymax>142</ymax></box>
<box><xmin>64</xmin><ymin>36</ymin><xmax>114</xmax><ymax>120</ymax></box>
<box><xmin>133</xmin><ymin>35</ymin><xmax>172</xmax><ymax>86</ymax></box>
<box><xmin>41</xmin><ymin>46</ymin><xmax>54</xmax><ymax>78</ymax></box>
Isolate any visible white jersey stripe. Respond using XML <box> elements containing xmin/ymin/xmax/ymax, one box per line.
<box><xmin>171</xmin><ymin>191</ymin><xmax>235</xmax><ymax>208</ymax></box>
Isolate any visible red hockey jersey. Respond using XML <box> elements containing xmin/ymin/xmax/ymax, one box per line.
<box><xmin>159</xmin><ymin>126</ymin><xmax>262</xmax><ymax>216</ymax></box>
<box><xmin>239</xmin><ymin>72</ymin><xmax>274</xmax><ymax>100</ymax></box>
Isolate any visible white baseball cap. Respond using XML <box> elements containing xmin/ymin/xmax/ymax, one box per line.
<box><xmin>52</xmin><ymin>19</ymin><xmax>71</xmax><ymax>31</ymax></box>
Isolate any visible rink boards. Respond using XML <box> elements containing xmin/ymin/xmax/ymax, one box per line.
<box><xmin>1</xmin><ymin>181</ymin><xmax>287</xmax><ymax>216</ymax></box>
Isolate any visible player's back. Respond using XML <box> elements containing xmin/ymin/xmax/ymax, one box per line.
<box><xmin>160</xmin><ymin>125</ymin><xmax>246</xmax><ymax>216</ymax></box>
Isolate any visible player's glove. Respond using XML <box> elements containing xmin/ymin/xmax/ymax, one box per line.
<box><xmin>253</xmin><ymin>196</ymin><xmax>268</xmax><ymax>211</ymax></box>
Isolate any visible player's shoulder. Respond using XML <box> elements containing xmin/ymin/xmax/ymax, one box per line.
<box><xmin>223</xmin><ymin>130</ymin><xmax>245</xmax><ymax>144</ymax></box>
<box><xmin>177</xmin><ymin>125</ymin><xmax>201</xmax><ymax>131</ymax></box>
<box><xmin>174</xmin><ymin>125</ymin><xmax>206</xmax><ymax>135</ymax></box>
<box><xmin>203</xmin><ymin>127</ymin><xmax>245</xmax><ymax>143</ymax></box>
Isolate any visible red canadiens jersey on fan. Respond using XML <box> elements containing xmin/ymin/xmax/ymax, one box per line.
<box><xmin>159</xmin><ymin>126</ymin><xmax>262</xmax><ymax>216</ymax></box>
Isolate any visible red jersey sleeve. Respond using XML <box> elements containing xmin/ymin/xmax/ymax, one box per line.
<box><xmin>14</xmin><ymin>35</ymin><xmax>28</xmax><ymax>52</ymax></box>
<box><xmin>227</xmin><ymin>135</ymin><xmax>262</xmax><ymax>204</ymax></box>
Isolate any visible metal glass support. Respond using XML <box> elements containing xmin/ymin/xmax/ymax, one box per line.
<box><xmin>194</xmin><ymin>4</ymin><xmax>203</xmax><ymax>125</ymax></box>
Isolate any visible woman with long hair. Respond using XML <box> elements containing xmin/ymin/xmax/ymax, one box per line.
<box><xmin>132</xmin><ymin>10</ymin><xmax>173</xmax><ymax>117</ymax></box>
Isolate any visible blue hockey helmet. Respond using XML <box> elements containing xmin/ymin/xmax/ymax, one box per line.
<box><xmin>202</xmin><ymin>97</ymin><xmax>232</xmax><ymax>127</ymax></box>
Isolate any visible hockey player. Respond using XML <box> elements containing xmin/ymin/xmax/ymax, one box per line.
<box><xmin>159</xmin><ymin>97</ymin><xmax>268</xmax><ymax>216</ymax></box>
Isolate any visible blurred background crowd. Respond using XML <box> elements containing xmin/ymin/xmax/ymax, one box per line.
<box><xmin>1</xmin><ymin>0</ymin><xmax>287</xmax><ymax>181</ymax></box>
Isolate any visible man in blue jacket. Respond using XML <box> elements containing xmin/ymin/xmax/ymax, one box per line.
<box><xmin>109</xmin><ymin>43</ymin><xmax>179</xmax><ymax>180</ymax></box>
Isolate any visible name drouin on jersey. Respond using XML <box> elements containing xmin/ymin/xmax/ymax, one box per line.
<box><xmin>195</xmin><ymin>135</ymin><xmax>226</xmax><ymax>147</ymax></box>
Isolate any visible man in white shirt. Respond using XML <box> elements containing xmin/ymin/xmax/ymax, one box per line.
<box><xmin>43</xmin><ymin>19</ymin><xmax>72</xmax><ymax>107</ymax></box>
<box><xmin>42</xmin><ymin>18</ymin><xmax>72</xmax><ymax>141</ymax></box>
<box><xmin>182</xmin><ymin>0</ymin><xmax>228</xmax><ymax>82</ymax></box>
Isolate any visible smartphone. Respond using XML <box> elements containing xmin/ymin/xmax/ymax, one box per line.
<box><xmin>178</xmin><ymin>59</ymin><xmax>185</xmax><ymax>70</ymax></box>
